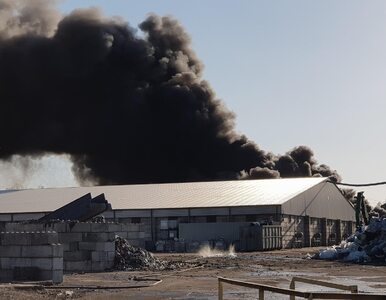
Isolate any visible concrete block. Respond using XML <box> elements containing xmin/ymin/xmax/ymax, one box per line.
<box><xmin>139</xmin><ymin>224</ymin><xmax>151</xmax><ymax>232</ymax></box>
<box><xmin>122</xmin><ymin>224</ymin><xmax>140</xmax><ymax>232</ymax></box>
<box><xmin>0</xmin><ymin>257</ymin><xmax>11</xmax><ymax>269</ymax></box>
<box><xmin>21</xmin><ymin>245</ymin><xmax>53</xmax><ymax>257</ymax></box>
<box><xmin>53</xmin><ymin>257</ymin><xmax>63</xmax><ymax>270</ymax></box>
<box><xmin>64</xmin><ymin>260</ymin><xmax>92</xmax><ymax>272</ymax></box>
<box><xmin>91</xmin><ymin>260</ymin><xmax>114</xmax><ymax>272</ymax></box>
<box><xmin>3</xmin><ymin>257</ymin><xmax>32</xmax><ymax>268</ymax></box>
<box><xmin>127</xmin><ymin>232</ymin><xmax>140</xmax><ymax>239</ymax></box>
<box><xmin>13</xmin><ymin>266</ymin><xmax>43</xmax><ymax>281</ymax></box>
<box><xmin>31</xmin><ymin>269</ymin><xmax>63</xmax><ymax>282</ymax></box>
<box><xmin>52</xmin><ymin>269</ymin><xmax>63</xmax><ymax>283</ymax></box>
<box><xmin>82</xmin><ymin>232</ymin><xmax>115</xmax><ymax>242</ymax></box>
<box><xmin>0</xmin><ymin>245</ymin><xmax>22</xmax><ymax>257</ymax></box>
<box><xmin>70</xmin><ymin>223</ymin><xmax>91</xmax><ymax>232</ymax></box>
<box><xmin>62</xmin><ymin>243</ymin><xmax>70</xmax><ymax>252</ymax></box>
<box><xmin>90</xmin><ymin>223</ymin><xmax>110</xmax><ymax>232</ymax></box>
<box><xmin>52</xmin><ymin>244</ymin><xmax>63</xmax><ymax>257</ymax></box>
<box><xmin>1</xmin><ymin>232</ymin><xmax>31</xmax><ymax>245</ymax></box>
<box><xmin>115</xmin><ymin>231</ymin><xmax>128</xmax><ymax>239</ymax></box>
<box><xmin>91</xmin><ymin>251</ymin><xmax>115</xmax><ymax>262</ymax></box>
<box><xmin>64</xmin><ymin>250</ymin><xmax>91</xmax><ymax>261</ymax></box>
<box><xmin>65</xmin><ymin>242</ymin><xmax>79</xmax><ymax>252</ymax></box>
<box><xmin>59</xmin><ymin>232</ymin><xmax>82</xmax><ymax>243</ymax></box>
<box><xmin>0</xmin><ymin>269</ymin><xmax>13</xmax><ymax>282</ymax></box>
<box><xmin>128</xmin><ymin>239</ymin><xmax>145</xmax><ymax>248</ymax></box>
<box><xmin>143</xmin><ymin>233</ymin><xmax>152</xmax><ymax>239</ymax></box>
<box><xmin>31</xmin><ymin>232</ymin><xmax>58</xmax><ymax>245</ymax></box>
<box><xmin>31</xmin><ymin>258</ymin><xmax>52</xmax><ymax>270</ymax></box>
<box><xmin>108</xmin><ymin>251</ymin><xmax>115</xmax><ymax>261</ymax></box>
<box><xmin>78</xmin><ymin>242</ymin><xmax>115</xmax><ymax>252</ymax></box>
<box><xmin>51</xmin><ymin>222</ymin><xmax>69</xmax><ymax>233</ymax></box>
<box><xmin>107</xmin><ymin>223</ymin><xmax>121</xmax><ymax>232</ymax></box>
<box><xmin>4</xmin><ymin>223</ymin><xmax>20</xmax><ymax>232</ymax></box>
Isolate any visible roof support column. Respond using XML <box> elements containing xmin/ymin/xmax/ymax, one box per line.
<box><xmin>303</xmin><ymin>215</ymin><xmax>311</xmax><ymax>247</ymax></box>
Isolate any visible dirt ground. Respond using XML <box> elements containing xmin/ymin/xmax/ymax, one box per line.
<box><xmin>1</xmin><ymin>247</ymin><xmax>385</xmax><ymax>299</ymax></box>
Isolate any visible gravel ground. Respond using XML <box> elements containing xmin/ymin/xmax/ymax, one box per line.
<box><xmin>0</xmin><ymin>247</ymin><xmax>385</xmax><ymax>299</ymax></box>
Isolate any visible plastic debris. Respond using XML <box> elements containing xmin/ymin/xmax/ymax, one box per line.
<box><xmin>315</xmin><ymin>217</ymin><xmax>386</xmax><ymax>263</ymax></box>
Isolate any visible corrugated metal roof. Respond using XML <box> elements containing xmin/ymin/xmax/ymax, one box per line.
<box><xmin>0</xmin><ymin>177</ymin><xmax>328</xmax><ymax>213</ymax></box>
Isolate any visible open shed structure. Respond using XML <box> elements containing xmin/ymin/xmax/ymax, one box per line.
<box><xmin>0</xmin><ymin>177</ymin><xmax>355</xmax><ymax>250</ymax></box>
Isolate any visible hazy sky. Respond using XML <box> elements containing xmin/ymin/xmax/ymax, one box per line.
<box><xmin>2</xmin><ymin>1</ymin><xmax>386</xmax><ymax>206</ymax></box>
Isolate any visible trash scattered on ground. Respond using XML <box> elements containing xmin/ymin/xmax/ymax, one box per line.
<box><xmin>56</xmin><ymin>290</ymin><xmax>74</xmax><ymax>298</ymax></box>
<box><xmin>315</xmin><ymin>217</ymin><xmax>386</xmax><ymax>263</ymax></box>
<box><xmin>197</xmin><ymin>244</ymin><xmax>237</xmax><ymax>258</ymax></box>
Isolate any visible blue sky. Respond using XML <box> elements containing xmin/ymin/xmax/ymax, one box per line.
<box><xmin>47</xmin><ymin>1</ymin><xmax>386</xmax><ymax>205</ymax></box>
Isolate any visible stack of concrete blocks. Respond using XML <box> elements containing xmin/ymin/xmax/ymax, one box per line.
<box><xmin>1</xmin><ymin>221</ymin><xmax>150</xmax><ymax>273</ymax></box>
<box><xmin>106</xmin><ymin>216</ymin><xmax>152</xmax><ymax>249</ymax></box>
<box><xmin>0</xmin><ymin>231</ymin><xmax>63</xmax><ymax>283</ymax></box>
<box><xmin>112</xmin><ymin>223</ymin><xmax>151</xmax><ymax>249</ymax></box>
<box><xmin>56</xmin><ymin>222</ymin><xmax>117</xmax><ymax>272</ymax></box>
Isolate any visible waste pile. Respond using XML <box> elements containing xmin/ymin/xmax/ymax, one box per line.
<box><xmin>115</xmin><ymin>236</ymin><xmax>169</xmax><ymax>271</ymax></box>
<box><xmin>314</xmin><ymin>217</ymin><xmax>386</xmax><ymax>263</ymax></box>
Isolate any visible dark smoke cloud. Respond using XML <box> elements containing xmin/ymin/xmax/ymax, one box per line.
<box><xmin>0</xmin><ymin>1</ymin><xmax>341</xmax><ymax>185</ymax></box>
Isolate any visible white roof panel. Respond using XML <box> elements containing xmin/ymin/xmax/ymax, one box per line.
<box><xmin>0</xmin><ymin>177</ymin><xmax>328</xmax><ymax>213</ymax></box>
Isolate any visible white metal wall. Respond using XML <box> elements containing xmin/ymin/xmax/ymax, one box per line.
<box><xmin>281</xmin><ymin>182</ymin><xmax>355</xmax><ymax>221</ymax></box>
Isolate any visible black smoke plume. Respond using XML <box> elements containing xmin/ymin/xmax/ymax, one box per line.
<box><xmin>0</xmin><ymin>1</ymin><xmax>340</xmax><ymax>185</ymax></box>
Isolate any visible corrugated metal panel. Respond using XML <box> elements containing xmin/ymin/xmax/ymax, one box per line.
<box><xmin>0</xmin><ymin>178</ymin><xmax>327</xmax><ymax>213</ymax></box>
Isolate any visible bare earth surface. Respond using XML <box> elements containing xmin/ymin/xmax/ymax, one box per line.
<box><xmin>1</xmin><ymin>247</ymin><xmax>385</xmax><ymax>299</ymax></box>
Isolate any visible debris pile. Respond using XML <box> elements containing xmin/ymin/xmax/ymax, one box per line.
<box><xmin>315</xmin><ymin>217</ymin><xmax>386</xmax><ymax>263</ymax></box>
<box><xmin>115</xmin><ymin>236</ymin><xmax>168</xmax><ymax>271</ymax></box>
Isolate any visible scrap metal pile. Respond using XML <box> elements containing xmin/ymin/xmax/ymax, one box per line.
<box><xmin>315</xmin><ymin>217</ymin><xmax>386</xmax><ymax>263</ymax></box>
<box><xmin>114</xmin><ymin>236</ymin><xmax>169</xmax><ymax>271</ymax></box>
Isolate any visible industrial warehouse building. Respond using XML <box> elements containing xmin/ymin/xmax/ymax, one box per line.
<box><xmin>0</xmin><ymin>177</ymin><xmax>355</xmax><ymax>251</ymax></box>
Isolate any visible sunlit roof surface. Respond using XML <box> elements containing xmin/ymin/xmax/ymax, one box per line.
<box><xmin>0</xmin><ymin>177</ymin><xmax>328</xmax><ymax>213</ymax></box>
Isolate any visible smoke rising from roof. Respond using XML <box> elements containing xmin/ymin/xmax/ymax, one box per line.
<box><xmin>0</xmin><ymin>1</ymin><xmax>340</xmax><ymax>187</ymax></box>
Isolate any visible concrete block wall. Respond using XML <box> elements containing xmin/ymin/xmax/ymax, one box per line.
<box><xmin>103</xmin><ymin>217</ymin><xmax>152</xmax><ymax>247</ymax></box>
<box><xmin>2</xmin><ymin>221</ymin><xmax>149</xmax><ymax>272</ymax></box>
<box><xmin>0</xmin><ymin>231</ymin><xmax>63</xmax><ymax>283</ymax></box>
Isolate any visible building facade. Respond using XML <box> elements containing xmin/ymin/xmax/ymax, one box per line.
<box><xmin>0</xmin><ymin>178</ymin><xmax>355</xmax><ymax>251</ymax></box>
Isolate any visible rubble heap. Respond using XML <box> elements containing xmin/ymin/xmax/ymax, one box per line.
<box><xmin>315</xmin><ymin>217</ymin><xmax>386</xmax><ymax>263</ymax></box>
<box><xmin>114</xmin><ymin>236</ymin><xmax>169</xmax><ymax>270</ymax></box>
